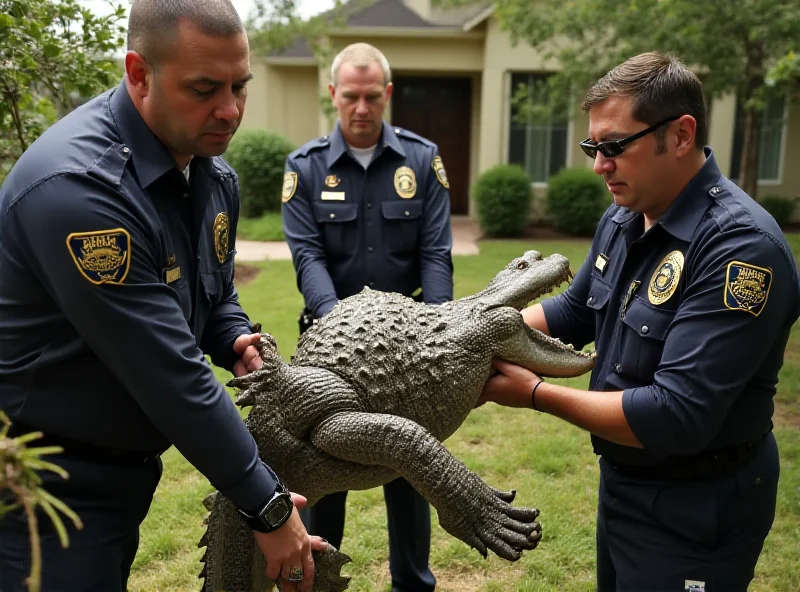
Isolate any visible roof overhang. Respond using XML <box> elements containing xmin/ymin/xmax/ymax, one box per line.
<box><xmin>461</xmin><ymin>4</ymin><xmax>495</xmax><ymax>32</ymax></box>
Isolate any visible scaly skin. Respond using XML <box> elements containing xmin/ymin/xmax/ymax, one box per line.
<box><xmin>199</xmin><ymin>251</ymin><xmax>596</xmax><ymax>591</ymax></box>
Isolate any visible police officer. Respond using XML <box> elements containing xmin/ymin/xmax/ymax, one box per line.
<box><xmin>479</xmin><ymin>52</ymin><xmax>800</xmax><ymax>591</ymax></box>
<box><xmin>282</xmin><ymin>42</ymin><xmax>453</xmax><ymax>592</ymax></box>
<box><xmin>0</xmin><ymin>1</ymin><xmax>324</xmax><ymax>590</ymax></box>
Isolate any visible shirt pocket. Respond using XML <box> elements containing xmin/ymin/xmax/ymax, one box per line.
<box><xmin>620</xmin><ymin>297</ymin><xmax>675</xmax><ymax>381</ymax></box>
<box><xmin>586</xmin><ymin>275</ymin><xmax>613</xmax><ymax>314</ymax></box>
<box><xmin>313</xmin><ymin>202</ymin><xmax>358</xmax><ymax>256</ymax></box>
<box><xmin>381</xmin><ymin>200</ymin><xmax>422</xmax><ymax>254</ymax></box>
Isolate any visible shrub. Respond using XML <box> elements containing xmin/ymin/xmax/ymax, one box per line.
<box><xmin>759</xmin><ymin>195</ymin><xmax>796</xmax><ymax>228</ymax></box>
<box><xmin>545</xmin><ymin>167</ymin><xmax>608</xmax><ymax>236</ymax></box>
<box><xmin>473</xmin><ymin>164</ymin><xmax>532</xmax><ymax>237</ymax></box>
<box><xmin>223</xmin><ymin>130</ymin><xmax>296</xmax><ymax>217</ymax></box>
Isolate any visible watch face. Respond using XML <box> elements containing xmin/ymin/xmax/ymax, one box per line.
<box><xmin>264</xmin><ymin>495</ymin><xmax>292</xmax><ymax>526</ymax></box>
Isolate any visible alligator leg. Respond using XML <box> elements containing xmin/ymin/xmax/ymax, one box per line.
<box><xmin>310</xmin><ymin>411</ymin><xmax>542</xmax><ymax>561</ymax></box>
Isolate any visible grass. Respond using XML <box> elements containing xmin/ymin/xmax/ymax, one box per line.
<box><xmin>237</xmin><ymin>212</ymin><xmax>285</xmax><ymax>242</ymax></box>
<box><xmin>127</xmin><ymin>239</ymin><xmax>800</xmax><ymax>592</ymax></box>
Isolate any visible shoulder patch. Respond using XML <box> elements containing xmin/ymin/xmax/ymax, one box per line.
<box><xmin>432</xmin><ymin>156</ymin><xmax>449</xmax><ymax>189</ymax></box>
<box><xmin>67</xmin><ymin>228</ymin><xmax>131</xmax><ymax>285</ymax></box>
<box><xmin>724</xmin><ymin>261</ymin><xmax>772</xmax><ymax>316</ymax></box>
<box><xmin>282</xmin><ymin>172</ymin><xmax>298</xmax><ymax>203</ymax></box>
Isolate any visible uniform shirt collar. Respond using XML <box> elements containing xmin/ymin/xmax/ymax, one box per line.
<box><xmin>611</xmin><ymin>147</ymin><xmax>720</xmax><ymax>241</ymax></box>
<box><xmin>109</xmin><ymin>80</ymin><xmax>212</xmax><ymax>188</ymax></box>
<box><xmin>657</xmin><ymin>147</ymin><xmax>720</xmax><ymax>241</ymax></box>
<box><xmin>327</xmin><ymin>120</ymin><xmax>406</xmax><ymax>168</ymax></box>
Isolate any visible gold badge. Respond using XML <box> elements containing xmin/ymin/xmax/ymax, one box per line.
<box><xmin>648</xmin><ymin>250</ymin><xmax>684</xmax><ymax>305</ymax></box>
<box><xmin>724</xmin><ymin>261</ymin><xmax>772</xmax><ymax>317</ymax></box>
<box><xmin>325</xmin><ymin>174</ymin><xmax>341</xmax><ymax>188</ymax></box>
<box><xmin>394</xmin><ymin>166</ymin><xmax>417</xmax><ymax>199</ymax></box>
<box><xmin>66</xmin><ymin>228</ymin><xmax>131</xmax><ymax>285</ymax></box>
<box><xmin>282</xmin><ymin>172</ymin><xmax>298</xmax><ymax>203</ymax></box>
<box><xmin>214</xmin><ymin>212</ymin><xmax>229</xmax><ymax>264</ymax></box>
<box><xmin>432</xmin><ymin>156</ymin><xmax>449</xmax><ymax>189</ymax></box>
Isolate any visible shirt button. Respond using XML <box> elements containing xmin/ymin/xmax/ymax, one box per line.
<box><xmin>183</xmin><ymin>192</ymin><xmax>189</xmax><ymax>198</ymax></box>
<box><xmin>122</xmin><ymin>147</ymin><xmax>130</xmax><ymax>153</ymax></box>
<box><xmin>587</xmin><ymin>295</ymin><xmax>595</xmax><ymax>305</ymax></box>
<box><xmin>404</xmin><ymin>210</ymin><xmax>410</xmax><ymax>216</ymax></box>
<box><xmin>369</xmin><ymin>281</ymin><xmax>376</xmax><ymax>287</ymax></box>
<box><xmin>367</xmin><ymin>203</ymin><xmax>372</xmax><ymax>209</ymax></box>
<box><xmin>641</xmin><ymin>325</ymin><xmax>649</xmax><ymax>334</ymax></box>
<box><xmin>368</xmin><ymin>246</ymin><xmax>374</xmax><ymax>252</ymax></box>
<box><xmin>330</xmin><ymin>213</ymin><xmax>336</xmax><ymax>219</ymax></box>
<box><xmin>614</xmin><ymin>363</ymin><xmax>621</xmax><ymax>372</ymax></box>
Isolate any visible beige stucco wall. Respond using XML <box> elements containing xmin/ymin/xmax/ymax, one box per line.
<box><xmin>239</xmin><ymin>58</ymin><xmax>320</xmax><ymax>148</ymax></box>
<box><xmin>760</xmin><ymin>101</ymin><xmax>800</xmax><ymax>200</ymax></box>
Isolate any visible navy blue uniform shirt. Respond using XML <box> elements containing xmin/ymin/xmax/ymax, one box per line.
<box><xmin>0</xmin><ymin>81</ymin><xmax>278</xmax><ymax>512</ymax></box>
<box><xmin>542</xmin><ymin>149</ymin><xmax>800</xmax><ymax>466</ymax></box>
<box><xmin>282</xmin><ymin>122</ymin><xmax>453</xmax><ymax>316</ymax></box>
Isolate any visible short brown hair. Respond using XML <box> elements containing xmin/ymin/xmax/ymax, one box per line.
<box><xmin>583</xmin><ymin>52</ymin><xmax>707</xmax><ymax>149</ymax></box>
<box><xmin>128</xmin><ymin>0</ymin><xmax>244</xmax><ymax>67</ymax></box>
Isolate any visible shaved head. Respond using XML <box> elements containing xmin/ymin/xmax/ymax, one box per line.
<box><xmin>127</xmin><ymin>0</ymin><xmax>244</xmax><ymax>67</ymax></box>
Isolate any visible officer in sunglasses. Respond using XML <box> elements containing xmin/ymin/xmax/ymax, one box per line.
<box><xmin>479</xmin><ymin>52</ymin><xmax>800</xmax><ymax>591</ymax></box>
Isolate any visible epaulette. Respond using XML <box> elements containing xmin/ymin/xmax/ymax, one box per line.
<box><xmin>708</xmin><ymin>184</ymin><xmax>727</xmax><ymax>198</ymax></box>
<box><xmin>392</xmin><ymin>126</ymin><xmax>435</xmax><ymax>148</ymax></box>
<box><xmin>212</xmin><ymin>156</ymin><xmax>237</xmax><ymax>179</ymax></box>
<box><xmin>291</xmin><ymin>135</ymin><xmax>332</xmax><ymax>159</ymax></box>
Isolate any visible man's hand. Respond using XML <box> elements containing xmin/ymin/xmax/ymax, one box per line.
<box><xmin>252</xmin><ymin>492</ymin><xmax>328</xmax><ymax>592</ymax></box>
<box><xmin>233</xmin><ymin>333</ymin><xmax>263</xmax><ymax>377</ymax></box>
<box><xmin>477</xmin><ymin>359</ymin><xmax>540</xmax><ymax>408</ymax></box>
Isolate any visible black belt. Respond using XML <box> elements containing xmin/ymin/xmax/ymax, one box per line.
<box><xmin>7</xmin><ymin>422</ymin><xmax>166</xmax><ymax>465</ymax></box>
<box><xmin>606</xmin><ymin>430</ymin><xmax>770</xmax><ymax>481</ymax></box>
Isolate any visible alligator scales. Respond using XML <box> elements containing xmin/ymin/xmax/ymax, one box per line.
<box><xmin>199</xmin><ymin>250</ymin><xmax>596</xmax><ymax>591</ymax></box>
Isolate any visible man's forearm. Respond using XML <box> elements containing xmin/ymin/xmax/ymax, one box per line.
<box><xmin>535</xmin><ymin>382</ymin><xmax>643</xmax><ymax>448</ymax></box>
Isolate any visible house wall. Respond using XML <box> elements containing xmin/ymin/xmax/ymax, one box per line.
<box><xmin>239</xmin><ymin>59</ymin><xmax>320</xmax><ymax>149</ymax></box>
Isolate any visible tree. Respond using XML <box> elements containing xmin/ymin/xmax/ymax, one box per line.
<box><xmin>442</xmin><ymin>0</ymin><xmax>800</xmax><ymax>198</ymax></box>
<box><xmin>0</xmin><ymin>0</ymin><xmax>126</xmax><ymax>180</ymax></box>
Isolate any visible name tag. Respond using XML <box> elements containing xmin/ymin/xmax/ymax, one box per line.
<box><xmin>321</xmin><ymin>191</ymin><xmax>345</xmax><ymax>201</ymax></box>
<box><xmin>164</xmin><ymin>265</ymin><xmax>181</xmax><ymax>284</ymax></box>
<box><xmin>595</xmin><ymin>254</ymin><xmax>609</xmax><ymax>274</ymax></box>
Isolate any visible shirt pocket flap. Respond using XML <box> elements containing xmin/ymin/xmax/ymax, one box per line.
<box><xmin>622</xmin><ymin>298</ymin><xmax>674</xmax><ymax>340</ymax></box>
<box><xmin>586</xmin><ymin>277</ymin><xmax>612</xmax><ymax>310</ymax></box>
<box><xmin>313</xmin><ymin>202</ymin><xmax>358</xmax><ymax>224</ymax></box>
<box><xmin>381</xmin><ymin>200</ymin><xmax>423</xmax><ymax>220</ymax></box>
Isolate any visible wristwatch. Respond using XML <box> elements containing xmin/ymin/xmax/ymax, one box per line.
<box><xmin>237</xmin><ymin>480</ymin><xmax>294</xmax><ymax>533</ymax></box>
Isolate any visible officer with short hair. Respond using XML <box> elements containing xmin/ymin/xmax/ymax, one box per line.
<box><xmin>282</xmin><ymin>42</ymin><xmax>453</xmax><ymax>592</ymax></box>
<box><xmin>479</xmin><ymin>52</ymin><xmax>800</xmax><ymax>591</ymax></box>
<box><xmin>0</xmin><ymin>1</ymin><xmax>322</xmax><ymax>591</ymax></box>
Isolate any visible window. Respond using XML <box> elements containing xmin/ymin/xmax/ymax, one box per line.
<box><xmin>730</xmin><ymin>95</ymin><xmax>786</xmax><ymax>183</ymax></box>
<box><xmin>507</xmin><ymin>73</ymin><xmax>568</xmax><ymax>184</ymax></box>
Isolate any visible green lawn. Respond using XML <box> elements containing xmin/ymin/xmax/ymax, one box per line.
<box><xmin>237</xmin><ymin>212</ymin><xmax>285</xmax><ymax>242</ymax></box>
<box><xmin>127</xmin><ymin>239</ymin><xmax>800</xmax><ymax>592</ymax></box>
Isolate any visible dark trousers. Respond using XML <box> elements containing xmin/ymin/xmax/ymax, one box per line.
<box><xmin>302</xmin><ymin>477</ymin><xmax>436</xmax><ymax>592</ymax></box>
<box><xmin>0</xmin><ymin>453</ymin><xmax>162</xmax><ymax>592</ymax></box>
<box><xmin>596</xmin><ymin>432</ymin><xmax>779</xmax><ymax>592</ymax></box>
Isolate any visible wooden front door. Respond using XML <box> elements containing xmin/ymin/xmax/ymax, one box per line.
<box><xmin>391</xmin><ymin>76</ymin><xmax>472</xmax><ymax>215</ymax></box>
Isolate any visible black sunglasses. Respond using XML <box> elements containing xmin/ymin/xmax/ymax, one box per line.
<box><xmin>580</xmin><ymin>115</ymin><xmax>681</xmax><ymax>158</ymax></box>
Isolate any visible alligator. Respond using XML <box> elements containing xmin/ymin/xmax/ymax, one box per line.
<box><xmin>199</xmin><ymin>250</ymin><xmax>596</xmax><ymax>591</ymax></box>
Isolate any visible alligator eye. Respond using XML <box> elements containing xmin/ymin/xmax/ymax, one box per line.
<box><xmin>517</xmin><ymin>261</ymin><xmax>528</xmax><ymax>270</ymax></box>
